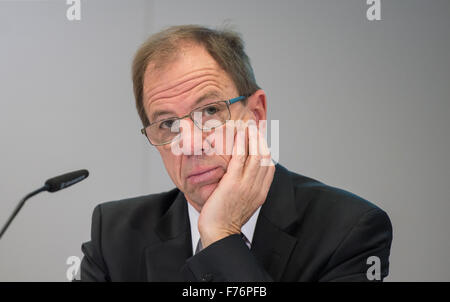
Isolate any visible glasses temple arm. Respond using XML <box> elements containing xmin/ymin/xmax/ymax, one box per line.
<box><xmin>228</xmin><ymin>95</ymin><xmax>247</xmax><ymax>105</ymax></box>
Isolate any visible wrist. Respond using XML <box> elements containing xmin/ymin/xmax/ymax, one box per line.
<box><xmin>199</xmin><ymin>227</ymin><xmax>240</xmax><ymax>249</ymax></box>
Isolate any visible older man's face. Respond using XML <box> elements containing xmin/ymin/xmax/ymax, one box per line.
<box><xmin>142</xmin><ymin>43</ymin><xmax>251</xmax><ymax>210</ymax></box>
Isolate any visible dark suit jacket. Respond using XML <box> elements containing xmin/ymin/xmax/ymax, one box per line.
<box><xmin>80</xmin><ymin>164</ymin><xmax>392</xmax><ymax>282</ymax></box>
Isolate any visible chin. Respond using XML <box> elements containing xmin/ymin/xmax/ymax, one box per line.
<box><xmin>191</xmin><ymin>182</ymin><xmax>218</xmax><ymax>208</ymax></box>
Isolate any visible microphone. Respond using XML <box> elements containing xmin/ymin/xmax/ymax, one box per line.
<box><xmin>44</xmin><ymin>169</ymin><xmax>89</xmax><ymax>192</ymax></box>
<box><xmin>0</xmin><ymin>169</ymin><xmax>89</xmax><ymax>240</ymax></box>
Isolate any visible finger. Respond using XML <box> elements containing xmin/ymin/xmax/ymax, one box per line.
<box><xmin>255</xmin><ymin>163</ymin><xmax>276</xmax><ymax>207</ymax></box>
<box><xmin>244</xmin><ymin>122</ymin><xmax>261</xmax><ymax>174</ymax></box>
<box><xmin>226</xmin><ymin>125</ymin><xmax>247</xmax><ymax>177</ymax></box>
<box><xmin>258</xmin><ymin>128</ymin><xmax>273</xmax><ymax>167</ymax></box>
<box><xmin>249</xmin><ymin>130</ymin><xmax>273</xmax><ymax>188</ymax></box>
<box><xmin>248</xmin><ymin>121</ymin><xmax>259</xmax><ymax>157</ymax></box>
<box><xmin>263</xmin><ymin>163</ymin><xmax>276</xmax><ymax>190</ymax></box>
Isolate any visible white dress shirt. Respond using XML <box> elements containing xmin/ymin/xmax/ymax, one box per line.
<box><xmin>187</xmin><ymin>200</ymin><xmax>261</xmax><ymax>255</ymax></box>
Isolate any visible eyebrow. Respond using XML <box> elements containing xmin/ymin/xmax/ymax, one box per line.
<box><xmin>149</xmin><ymin>91</ymin><xmax>223</xmax><ymax>123</ymax></box>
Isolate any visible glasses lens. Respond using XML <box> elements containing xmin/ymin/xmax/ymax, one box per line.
<box><xmin>146</xmin><ymin>118</ymin><xmax>181</xmax><ymax>145</ymax></box>
<box><xmin>192</xmin><ymin>102</ymin><xmax>229</xmax><ymax>130</ymax></box>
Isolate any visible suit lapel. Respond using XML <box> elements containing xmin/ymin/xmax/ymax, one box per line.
<box><xmin>144</xmin><ymin>190</ymin><xmax>192</xmax><ymax>281</ymax></box>
<box><xmin>251</xmin><ymin>164</ymin><xmax>299</xmax><ymax>281</ymax></box>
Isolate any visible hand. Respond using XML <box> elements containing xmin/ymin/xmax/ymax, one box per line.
<box><xmin>197</xmin><ymin>123</ymin><xmax>275</xmax><ymax>248</ymax></box>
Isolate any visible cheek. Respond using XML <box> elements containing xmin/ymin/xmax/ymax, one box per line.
<box><xmin>158</xmin><ymin>147</ymin><xmax>183</xmax><ymax>186</ymax></box>
<box><xmin>219</xmin><ymin>154</ymin><xmax>232</xmax><ymax>167</ymax></box>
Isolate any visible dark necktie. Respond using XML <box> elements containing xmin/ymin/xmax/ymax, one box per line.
<box><xmin>195</xmin><ymin>238</ymin><xmax>203</xmax><ymax>254</ymax></box>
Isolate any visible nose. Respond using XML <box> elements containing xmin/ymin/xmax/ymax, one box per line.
<box><xmin>177</xmin><ymin>118</ymin><xmax>214</xmax><ymax>156</ymax></box>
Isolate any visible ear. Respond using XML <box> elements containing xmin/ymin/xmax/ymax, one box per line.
<box><xmin>246</xmin><ymin>89</ymin><xmax>267</xmax><ymax>124</ymax></box>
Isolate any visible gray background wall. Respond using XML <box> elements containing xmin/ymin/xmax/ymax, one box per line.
<box><xmin>0</xmin><ymin>0</ymin><xmax>448</xmax><ymax>281</ymax></box>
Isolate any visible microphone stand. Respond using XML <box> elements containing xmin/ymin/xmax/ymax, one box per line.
<box><xmin>0</xmin><ymin>185</ymin><xmax>48</xmax><ymax>240</ymax></box>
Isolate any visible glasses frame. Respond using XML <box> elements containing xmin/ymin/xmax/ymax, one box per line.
<box><xmin>140</xmin><ymin>95</ymin><xmax>247</xmax><ymax>146</ymax></box>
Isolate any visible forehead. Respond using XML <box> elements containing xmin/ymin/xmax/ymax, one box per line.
<box><xmin>142</xmin><ymin>44</ymin><xmax>235</xmax><ymax>108</ymax></box>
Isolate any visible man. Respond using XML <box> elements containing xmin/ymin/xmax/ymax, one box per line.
<box><xmin>80</xmin><ymin>25</ymin><xmax>392</xmax><ymax>282</ymax></box>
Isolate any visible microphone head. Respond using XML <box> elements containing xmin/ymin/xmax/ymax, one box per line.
<box><xmin>44</xmin><ymin>169</ymin><xmax>89</xmax><ymax>192</ymax></box>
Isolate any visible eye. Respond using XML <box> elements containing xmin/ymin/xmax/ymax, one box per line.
<box><xmin>159</xmin><ymin>119</ymin><xmax>176</xmax><ymax>129</ymax></box>
<box><xmin>203</xmin><ymin>105</ymin><xmax>220</xmax><ymax>116</ymax></box>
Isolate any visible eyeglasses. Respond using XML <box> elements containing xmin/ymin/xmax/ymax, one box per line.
<box><xmin>141</xmin><ymin>95</ymin><xmax>246</xmax><ymax>146</ymax></box>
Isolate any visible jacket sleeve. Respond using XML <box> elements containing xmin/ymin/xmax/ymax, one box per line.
<box><xmin>318</xmin><ymin>208</ymin><xmax>393</xmax><ymax>282</ymax></box>
<box><xmin>80</xmin><ymin>205</ymin><xmax>110</xmax><ymax>282</ymax></box>
<box><xmin>181</xmin><ymin>234</ymin><xmax>273</xmax><ymax>282</ymax></box>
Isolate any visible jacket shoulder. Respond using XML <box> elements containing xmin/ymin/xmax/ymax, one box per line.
<box><xmin>282</xmin><ymin>168</ymin><xmax>392</xmax><ymax>281</ymax></box>
<box><xmin>287</xmin><ymin>169</ymin><xmax>389</xmax><ymax>230</ymax></box>
<box><xmin>95</xmin><ymin>188</ymin><xmax>180</xmax><ymax>231</ymax></box>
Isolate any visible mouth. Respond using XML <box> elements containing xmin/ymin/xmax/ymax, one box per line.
<box><xmin>187</xmin><ymin>166</ymin><xmax>222</xmax><ymax>185</ymax></box>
